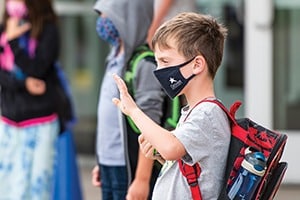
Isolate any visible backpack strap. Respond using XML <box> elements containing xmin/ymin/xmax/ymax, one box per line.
<box><xmin>200</xmin><ymin>99</ymin><xmax>241</xmax><ymax>126</ymax></box>
<box><xmin>178</xmin><ymin>159</ymin><xmax>202</xmax><ymax>200</ymax></box>
<box><xmin>125</xmin><ymin>44</ymin><xmax>155</xmax><ymax>96</ymax></box>
<box><xmin>165</xmin><ymin>96</ymin><xmax>181</xmax><ymax>128</ymax></box>
<box><xmin>203</xmin><ymin>99</ymin><xmax>249</xmax><ymax>143</ymax></box>
<box><xmin>178</xmin><ymin>98</ymin><xmax>242</xmax><ymax>200</ymax></box>
<box><xmin>178</xmin><ymin>99</ymin><xmax>209</xmax><ymax>200</ymax></box>
<box><xmin>124</xmin><ymin>44</ymin><xmax>155</xmax><ymax>134</ymax></box>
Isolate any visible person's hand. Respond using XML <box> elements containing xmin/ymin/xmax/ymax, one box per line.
<box><xmin>5</xmin><ymin>17</ymin><xmax>31</xmax><ymax>41</ymax></box>
<box><xmin>25</xmin><ymin>77</ymin><xmax>46</xmax><ymax>95</ymax></box>
<box><xmin>138</xmin><ymin>134</ymin><xmax>157</xmax><ymax>160</ymax></box>
<box><xmin>126</xmin><ymin>178</ymin><xmax>149</xmax><ymax>200</ymax></box>
<box><xmin>91</xmin><ymin>165</ymin><xmax>101</xmax><ymax>187</ymax></box>
<box><xmin>112</xmin><ymin>74</ymin><xmax>138</xmax><ymax>116</ymax></box>
<box><xmin>139</xmin><ymin>134</ymin><xmax>165</xmax><ymax>164</ymax></box>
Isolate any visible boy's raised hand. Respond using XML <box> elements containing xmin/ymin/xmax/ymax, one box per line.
<box><xmin>112</xmin><ymin>74</ymin><xmax>138</xmax><ymax>116</ymax></box>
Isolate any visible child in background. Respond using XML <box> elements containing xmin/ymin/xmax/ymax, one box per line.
<box><xmin>91</xmin><ymin>0</ymin><xmax>166</xmax><ymax>199</ymax></box>
<box><xmin>0</xmin><ymin>0</ymin><xmax>60</xmax><ymax>199</ymax></box>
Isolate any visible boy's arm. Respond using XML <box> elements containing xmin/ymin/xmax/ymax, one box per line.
<box><xmin>126</xmin><ymin>60</ymin><xmax>162</xmax><ymax>199</ymax></box>
<box><xmin>113</xmin><ymin>74</ymin><xmax>186</xmax><ymax>161</ymax></box>
<box><xmin>126</xmin><ymin>150</ymin><xmax>153</xmax><ymax>199</ymax></box>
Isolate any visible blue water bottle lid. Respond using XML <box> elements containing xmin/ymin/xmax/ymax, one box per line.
<box><xmin>242</xmin><ymin>149</ymin><xmax>266</xmax><ymax>176</ymax></box>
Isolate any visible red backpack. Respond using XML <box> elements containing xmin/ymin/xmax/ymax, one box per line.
<box><xmin>179</xmin><ymin>99</ymin><xmax>288</xmax><ymax>200</ymax></box>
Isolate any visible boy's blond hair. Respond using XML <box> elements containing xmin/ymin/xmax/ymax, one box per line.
<box><xmin>152</xmin><ymin>12</ymin><xmax>227</xmax><ymax>79</ymax></box>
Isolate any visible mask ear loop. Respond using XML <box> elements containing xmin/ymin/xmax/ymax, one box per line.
<box><xmin>186</xmin><ymin>74</ymin><xmax>196</xmax><ymax>81</ymax></box>
<box><xmin>177</xmin><ymin>57</ymin><xmax>196</xmax><ymax>68</ymax></box>
<box><xmin>179</xmin><ymin>57</ymin><xmax>196</xmax><ymax>80</ymax></box>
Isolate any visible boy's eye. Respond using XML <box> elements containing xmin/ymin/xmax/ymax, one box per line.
<box><xmin>156</xmin><ymin>61</ymin><xmax>168</xmax><ymax>69</ymax></box>
<box><xmin>160</xmin><ymin>59</ymin><xmax>169</xmax><ymax>65</ymax></box>
<box><xmin>156</xmin><ymin>58</ymin><xmax>170</xmax><ymax>68</ymax></box>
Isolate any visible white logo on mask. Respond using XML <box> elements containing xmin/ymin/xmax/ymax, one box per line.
<box><xmin>169</xmin><ymin>77</ymin><xmax>177</xmax><ymax>84</ymax></box>
<box><xmin>169</xmin><ymin>77</ymin><xmax>183</xmax><ymax>90</ymax></box>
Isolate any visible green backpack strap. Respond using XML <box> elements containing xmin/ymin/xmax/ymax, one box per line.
<box><xmin>124</xmin><ymin>45</ymin><xmax>154</xmax><ymax>134</ymax></box>
<box><xmin>165</xmin><ymin>96</ymin><xmax>180</xmax><ymax>128</ymax></box>
<box><xmin>124</xmin><ymin>44</ymin><xmax>181</xmax><ymax>134</ymax></box>
<box><xmin>125</xmin><ymin>45</ymin><xmax>155</xmax><ymax>96</ymax></box>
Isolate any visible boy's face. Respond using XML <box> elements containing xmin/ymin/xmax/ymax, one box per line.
<box><xmin>153</xmin><ymin>38</ymin><xmax>198</xmax><ymax>99</ymax></box>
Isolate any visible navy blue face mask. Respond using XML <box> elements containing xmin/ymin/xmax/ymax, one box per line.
<box><xmin>154</xmin><ymin>57</ymin><xmax>195</xmax><ymax>99</ymax></box>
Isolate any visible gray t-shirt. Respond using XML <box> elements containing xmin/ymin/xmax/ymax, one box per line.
<box><xmin>152</xmin><ymin>101</ymin><xmax>231</xmax><ymax>200</ymax></box>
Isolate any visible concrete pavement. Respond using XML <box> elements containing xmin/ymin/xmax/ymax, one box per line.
<box><xmin>77</xmin><ymin>155</ymin><xmax>300</xmax><ymax>200</ymax></box>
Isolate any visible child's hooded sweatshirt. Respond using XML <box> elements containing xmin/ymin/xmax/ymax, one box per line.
<box><xmin>94</xmin><ymin>0</ymin><xmax>165</xmax><ymax>190</ymax></box>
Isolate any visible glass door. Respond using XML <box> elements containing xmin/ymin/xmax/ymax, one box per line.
<box><xmin>273</xmin><ymin>0</ymin><xmax>300</xmax><ymax>184</ymax></box>
<box><xmin>273</xmin><ymin>3</ymin><xmax>300</xmax><ymax>130</ymax></box>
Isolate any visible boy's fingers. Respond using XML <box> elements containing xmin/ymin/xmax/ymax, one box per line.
<box><xmin>113</xmin><ymin>73</ymin><xmax>128</xmax><ymax>94</ymax></box>
<box><xmin>138</xmin><ymin>135</ymin><xmax>145</xmax><ymax>144</ymax></box>
<box><xmin>140</xmin><ymin>140</ymin><xmax>152</xmax><ymax>154</ymax></box>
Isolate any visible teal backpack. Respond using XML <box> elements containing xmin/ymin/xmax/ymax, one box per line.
<box><xmin>124</xmin><ymin>44</ymin><xmax>181</xmax><ymax>133</ymax></box>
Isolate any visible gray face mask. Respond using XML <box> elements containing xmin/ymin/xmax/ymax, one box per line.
<box><xmin>153</xmin><ymin>57</ymin><xmax>195</xmax><ymax>99</ymax></box>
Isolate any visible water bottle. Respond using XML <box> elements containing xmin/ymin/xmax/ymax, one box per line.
<box><xmin>227</xmin><ymin>148</ymin><xmax>266</xmax><ymax>200</ymax></box>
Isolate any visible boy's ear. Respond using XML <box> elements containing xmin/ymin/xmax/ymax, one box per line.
<box><xmin>193</xmin><ymin>55</ymin><xmax>205</xmax><ymax>74</ymax></box>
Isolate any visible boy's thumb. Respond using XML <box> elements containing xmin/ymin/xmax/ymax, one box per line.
<box><xmin>112</xmin><ymin>98</ymin><xmax>120</xmax><ymax>107</ymax></box>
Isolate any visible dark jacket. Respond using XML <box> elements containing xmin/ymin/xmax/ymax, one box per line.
<box><xmin>0</xmin><ymin>23</ymin><xmax>60</xmax><ymax>122</ymax></box>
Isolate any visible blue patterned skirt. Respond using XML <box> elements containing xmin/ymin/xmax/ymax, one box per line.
<box><xmin>0</xmin><ymin>117</ymin><xmax>59</xmax><ymax>200</ymax></box>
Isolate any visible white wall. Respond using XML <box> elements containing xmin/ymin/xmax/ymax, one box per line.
<box><xmin>245</xmin><ymin>0</ymin><xmax>273</xmax><ymax>128</ymax></box>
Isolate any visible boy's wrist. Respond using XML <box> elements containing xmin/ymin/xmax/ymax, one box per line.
<box><xmin>130</xmin><ymin>106</ymin><xmax>142</xmax><ymax>120</ymax></box>
<box><xmin>134</xmin><ymin>173</ymin><xmax>151</xmax><ymax>182</ymax></box>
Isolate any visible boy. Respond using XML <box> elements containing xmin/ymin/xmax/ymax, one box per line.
<box><xmin>91</xmin><ymin>0</ymin><xmax>166</xmax><ymax>199</ymax></box>
<box><xmin>112</xmin><ymin>12</ymin><xmax>231</xmax><ymax>199</ymax></box>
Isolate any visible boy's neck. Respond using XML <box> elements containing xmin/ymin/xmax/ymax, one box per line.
<box><xmin>184</xmin><ymin>77</ymin><xmax>215</xmax><ymax>108</ymax></box>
